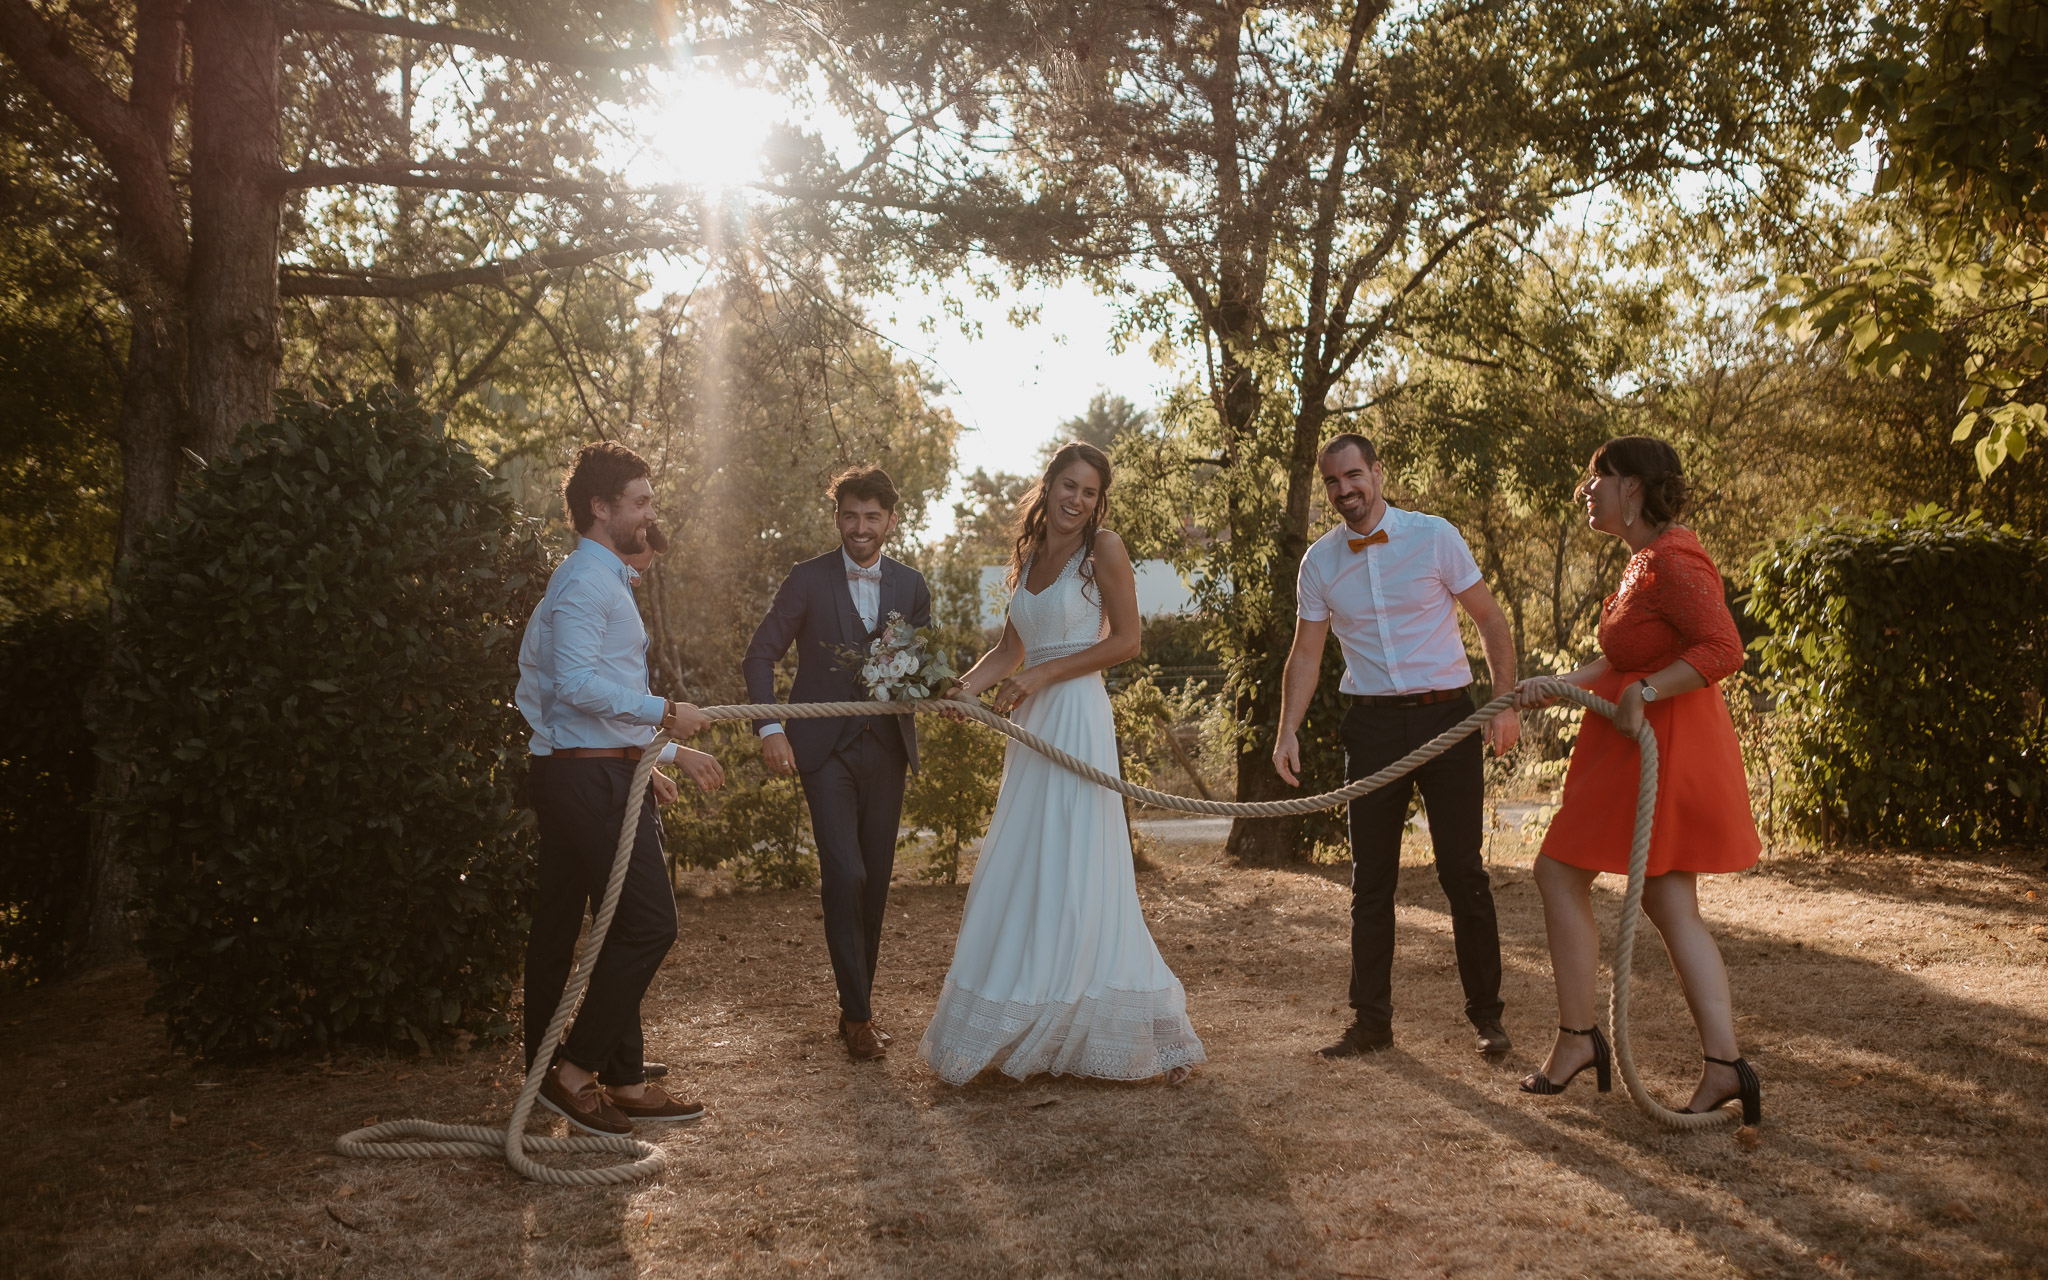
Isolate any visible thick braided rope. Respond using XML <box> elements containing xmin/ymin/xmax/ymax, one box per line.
<box><xmin>697</xmin><ymin>696</ymin><xmax>1499</xmax><ymax>817</ymax></box>
<box><xmin>335</xmin><ymin>737</ymin><xmax>673</xmax><ymax>1183</ymax></box>
<box><xmin>709</xmin><ymin>688</ymin><xmax>1736</xmax><ymax>1130</ymax></box>
<box><xmin>337</xmin><ymin>682</ymin><xmax>1725</xmax><ymax>1183</ymax></box>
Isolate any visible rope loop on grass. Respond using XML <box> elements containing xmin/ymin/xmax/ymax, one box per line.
<box><xmin>336</xmin><ymin>738</ymin><xmax>671</xmax><ymax>1185</ymax></box>
<box><xmin>336</xmin><ymin>682</ymin><xmax>1727</xmax><ymax>1184</ymax></box>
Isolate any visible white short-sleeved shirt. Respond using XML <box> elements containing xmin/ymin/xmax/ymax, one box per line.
<box><xmin>1296</xmin><ymin>505</ymin><xmax>1484</xmax><ymax>696</ymax></box>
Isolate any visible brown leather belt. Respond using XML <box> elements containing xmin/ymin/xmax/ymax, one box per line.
<box><xmin>1345</xmin><ymin>686</ymin><xmax>1470</xmax><ymax>709</ymax></box>
<box><xmin>550</xmin><ymin>746</ymin><xmax>645</xmax><ymax>760</ymax></box>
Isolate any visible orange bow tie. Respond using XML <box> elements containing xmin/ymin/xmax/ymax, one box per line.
<box><xmin>1347</xmin><ymin>530</ymin><xmax>1389</xmax><ymax>552</ymax></box>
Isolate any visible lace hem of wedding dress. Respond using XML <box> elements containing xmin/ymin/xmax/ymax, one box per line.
<box><xmin>919</xmin><ymin>979</ymin><xmax>1207</xmax><ymax>1085</ymax></box>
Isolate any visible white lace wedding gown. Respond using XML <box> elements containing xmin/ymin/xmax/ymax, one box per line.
<box><xmin>918</xmin><ymin>547</ymin><xmax>1206</xmax><ymax>1084</ymax></box>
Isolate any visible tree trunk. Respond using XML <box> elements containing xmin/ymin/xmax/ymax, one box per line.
<box><xmin>66</xmin><ymin>0</ymin><xmax>285</xmax><ymax>969</ymax></box>
<box><xmin>1223</xmin><ymin>394</ymin><xmax>1331</xmax><ymax>866</ymax></box>
<box><xmin>69</xmin><ymin>302</ymin><xmax>191</xmax><ymax>967</ymax></box>
<box><xmin>186</xmin><ymin>0</ymin><xmax>283</xmax><ymax>452</ymax></box>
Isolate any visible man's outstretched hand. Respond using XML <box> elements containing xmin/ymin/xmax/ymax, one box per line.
<box><xmin>1271</xmin><ymin>730</ymin><xmax>1303</xmax><ymax>787</ymax></box>
<box><xmin>650</xmin><ymin>768</ymin><xmax>679</xmax><ymax>806</ymax></box>
<box><xmin>1483</xmin><ymin>707</ymin><xmax>1521</xmax><ymax>756</ymax></box>
<box><xmin>761</xmin><ymin>732</ymin><xmax>796</xmax><ymax>776</ymax></box>
<box><xmin>674</xmin><ymin>747</ymin><xmax>725</xmax><ymax>793</ymax></box>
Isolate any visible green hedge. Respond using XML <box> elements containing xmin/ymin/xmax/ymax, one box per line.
<box><xmin>661</xmin><ymin>727</ymin><xmax>817</xmax><ymax>891</ymax></box>
<box><xmin>1748</xmin><ymin>508</ymin><xmax>2047</xmax><ymax>848</ymax></box>
<box><xmin>0</xmin><ymin>611</ymin><xmax>103</xmax><ymax>986</ymax></box>
<box><xmin>108</xmin><ymin>388</ymin><xmax>550</xmax><ymax>1056</ymax></box>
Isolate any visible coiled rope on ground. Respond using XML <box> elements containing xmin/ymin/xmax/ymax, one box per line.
<box><xmin>334</xmin><ymin>681</ymin><xmax>1733</xmax><ymax>1184</ymax></box>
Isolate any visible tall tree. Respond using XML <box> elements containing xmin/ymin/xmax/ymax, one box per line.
<box><xmin>0</xmin><ymin>0</ymin><xmax>738</xmax><ymax>962</ymax></box>
<box><xmin>0</xmin><ymin>65</ymin><xmax>123</xmax><ymax>622</ymax></box>
<box><xmin>1792</xmin><ymin>0</ymin><xmax>2048</xmax><ymax>480</ymax></box>
<box><xmin>785</xmin><ymin>0</ymin><xmax>1857</xmax><ymax>860</ymax></box>
<box><xmin>631</xmin><ymin>276</ymin><xmax>963</xmax><ymax>701</ymax></box>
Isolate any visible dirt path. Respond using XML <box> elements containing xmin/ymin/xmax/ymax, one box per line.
<box><xmin>4</xmin><ymin>840</ymin><xmax>2045</xmax><ymax>1279</ymax></box>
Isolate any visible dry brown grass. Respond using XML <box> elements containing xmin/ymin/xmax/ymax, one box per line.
<box><xmin>5</xmin><ymin>837</ymin><xmax>2046</xmax><ymax>1280</ymax></box>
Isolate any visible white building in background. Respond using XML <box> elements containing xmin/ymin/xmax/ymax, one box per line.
<box><xmin>976</xmin><ymin>560</ymin><xmax>1199</xmax><ymax>627</ymax></box>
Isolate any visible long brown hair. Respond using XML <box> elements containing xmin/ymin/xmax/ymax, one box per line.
<box><xmin>1007</xmin><ymin>441</ymin><xmax>1113</xmax><ymax>597</ymax></box>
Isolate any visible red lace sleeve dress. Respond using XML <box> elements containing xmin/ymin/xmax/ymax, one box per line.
<box><xmin>1539</xmin><ymin>526</ymin><xmax>1761</xmax><ymax>876</ymax></box>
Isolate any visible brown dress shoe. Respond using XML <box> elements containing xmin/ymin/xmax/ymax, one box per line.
<box><xmin>539</xmin><ymin>1066</ymin><xmax>634</xmax><ymax>1136</ymax></box>
<box><xmin>839</xmin><ymin>1016</ymin><xmax>892</xmax><ymax>1047</ymax></box>
<box><xmin>606</xmin><ymin>1083</ymin><xmax>706</xmax><ymax>1125</ymax></box>
<box><xmin>840</xmin><ymin>1018</ymin><xmax>887</xmax><ymax>1061</ymax></box>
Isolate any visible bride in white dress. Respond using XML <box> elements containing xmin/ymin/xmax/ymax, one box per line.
<box><xmin>919</xmin><ymin>442</ymin><xmax>1206</xmax><ymax>1085</ymax></box>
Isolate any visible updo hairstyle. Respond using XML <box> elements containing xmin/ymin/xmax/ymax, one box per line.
<box><xmin>1580</xmin><ymin>435</ymin><xmax>1690</xmax><ymax>526</ymax></box>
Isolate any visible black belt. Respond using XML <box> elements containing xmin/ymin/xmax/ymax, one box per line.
<box><xmin>1344</xmin><ymin>686</ymin><xmax>1469</xmax><ymax>709</ymax></box>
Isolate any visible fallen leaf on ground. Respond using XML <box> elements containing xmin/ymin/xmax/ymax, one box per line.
<box><xmin>326</xmin><ymin>1204</ymin><xmax>365</xmax><ymax>1231</ymax></box>
<box><xmin>1735</xmin><ymin>1126</ymin><xmax>1761</xmax><ymax>1148</ymax></box>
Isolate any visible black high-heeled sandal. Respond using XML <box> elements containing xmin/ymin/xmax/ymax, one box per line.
<box><xmin>1519</xmin><ymin>1025</ymin><xmax>1611</xmax><ymax>1095</ymax></box>
<box><xmin>1685</xmin><ymin>1054</ymin><xmax>1761</xmax><ymax>1125</ymax></box>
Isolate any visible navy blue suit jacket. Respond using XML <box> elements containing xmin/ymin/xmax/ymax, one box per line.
<box><xmin>742</xmin><ymin>550</ymin><xmax>930</xmax><ymax>773</ymax></box>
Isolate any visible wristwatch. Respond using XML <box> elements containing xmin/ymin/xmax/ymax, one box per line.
<box><xmin>1637</xmin><ymin>680</ymin><xmax>1659</xmax><ymax>703</ymax></box>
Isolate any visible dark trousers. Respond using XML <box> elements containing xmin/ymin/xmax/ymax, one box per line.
<box><xmin>524</xmin><ymin>756</ymin><xmax>678</xmax><ymax>1086</ymax></box>
<box><xmin>1343</xmin><ymin>693</ymin><xmax>1504</xmax><ymax>1033</ymax></box>
<box><xmin>798</xmin><ymin>725</ymin><xmax>909</xmax><ymax>1024</ymax></box>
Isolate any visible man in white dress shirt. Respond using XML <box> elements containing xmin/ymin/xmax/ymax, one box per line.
<box><xmin>1273</xmin><ymin>434</ymin><xmax>1521</xmax><ymax>1059</ymax></box>
<box><xmin>515</xmin><ymin>443</ymin><xmax>722</xmax><ymax>1136</ymax></box>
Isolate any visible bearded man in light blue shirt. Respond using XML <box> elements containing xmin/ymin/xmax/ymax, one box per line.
<box><xmin>515</xmin><ymin>442</ymin><xmax>722</xmax><ymax>1137</ymax></box>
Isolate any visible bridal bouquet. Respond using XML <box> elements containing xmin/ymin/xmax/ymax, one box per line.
<box><xmin>838</xmin><ymin>611</ymin><xmax>959</xmax><ymax>702</ymax></box>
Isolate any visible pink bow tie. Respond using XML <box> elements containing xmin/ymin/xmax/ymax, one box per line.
<box><xmin>848</xmin><ymin>565</ymin><xmax>881</xmax><ymax>583</ymax></box>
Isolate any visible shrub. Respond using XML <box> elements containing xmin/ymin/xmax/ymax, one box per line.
<box><xmin>108</xmin><ymin>388</ymin><xmax>550</xmax><ymax>1056</ymax></box>
<box><xmin>0</xmin><ymin>610</ymin><xmax>103</xmax><ymax>986</ymax></box>
<box><xmin>662</xmin><ymin>726</ymin><xmax>816</xmax><ymax>890</ymax></box>
<box><xmin>900</xmin><ymin>713</ymin><xmax>1004</xmax><ymax>884</ymax></box>
<box><xmin>1747</xmin><ymin>507</ymin><xmax>2047</xmax><ymax>848</ymax></box>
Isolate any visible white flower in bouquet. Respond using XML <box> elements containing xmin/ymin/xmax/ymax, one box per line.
<box><xmin>836</xmin><ymin>610</ymin><xmax>958</xmax><ymax>703</ymax></box>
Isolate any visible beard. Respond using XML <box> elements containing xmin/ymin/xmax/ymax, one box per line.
<box><xmin>610</xmin><ymin>517</ymin><xmax>650</xmax><ymax>555</ymax></box>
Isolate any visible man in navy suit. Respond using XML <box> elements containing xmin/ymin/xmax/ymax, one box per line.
<box><xmin>744</xmin><ymin>467</ymin><xmax>931</xmax><ymax>1062</ymax></box>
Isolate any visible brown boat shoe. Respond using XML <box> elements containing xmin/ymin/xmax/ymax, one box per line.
<box><xmin>606</xmin><ymin>1082</ymin><xmax>706</xmax><ymax>1125</ymax></box>
<box><xmin>538</xmin><ymin>1065</ymin><xmax>634</xmax><ymax>1136</ymax></box>
<box><xmin>839</xmin><ymin>1017</ymin><xmax>887</xmax><ymax>1061</ymax></box>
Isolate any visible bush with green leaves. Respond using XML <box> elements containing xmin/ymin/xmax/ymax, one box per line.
<box><xmin>900</xmin><ymin>713</ymin><xmax>1005</xmax><ymax>884</ymax></box>
<box><xmin>109</xmin><ymin>388</ymin><xmax>550</xmax><ymax>1056</ymax></box>
<box><xmin>0</xmin><ymin>610</ymin><xmax>103</xmax><ymax>987</ymax></box>
<box><xmin>1748</xmin><ymin>507</ymin><xmax>2046</xmax><ymax>848</ymax></box>
<box><xmin>662</xmin><ymin>727</ymin><xmax>816</xmax><ymax>890</ymax></box>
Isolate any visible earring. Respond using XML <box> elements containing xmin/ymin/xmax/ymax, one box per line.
<box><xmin>1624</xmin><ymin>504</ymin><xmax>1638</xmax><ymax>528</ymax></box>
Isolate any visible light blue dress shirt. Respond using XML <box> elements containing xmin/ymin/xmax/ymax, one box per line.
<box><xmin>516</xmin><ymin>540</ymin><xmax>670</xmax><ymax>756</ymax></box>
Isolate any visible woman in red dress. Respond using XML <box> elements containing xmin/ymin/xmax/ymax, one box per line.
<box><xmin>1512</xmin><ymin>436</ymin><xmax>1762</xmax><ymax>1123</ymax></box>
